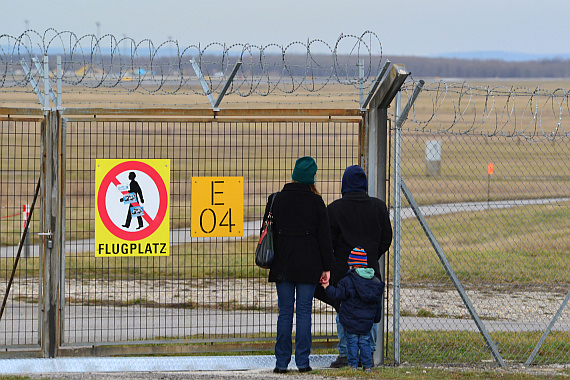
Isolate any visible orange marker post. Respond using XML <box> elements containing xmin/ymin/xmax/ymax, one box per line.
<box><xmin>487</xmin><ymin>163</ymin><xmax>493</xmax><ymax>208</ymax></box>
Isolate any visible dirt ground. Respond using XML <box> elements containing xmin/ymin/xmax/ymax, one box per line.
<box><xmin>18</xmin><ymin>365</ymin><xmax>570</xmax><ymax>380</ymax></box>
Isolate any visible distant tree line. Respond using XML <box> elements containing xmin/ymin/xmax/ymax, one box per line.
<box><xmin>221</xmin><ymin>54</ymin><xmax>570</xmax><ymax>79</ymax></box>
<box><xmin>384</xmin><ymin>55</ymin><xmax>570</xmax><ymax>78</ymax></box>
<box><xmin>57</xmin><ymin>52</ymin><xmax>570</xmax><ymax>79</ymax></box>
<box><xmin>236</xmin><ymin>54</ymin><xmax>570</xmax><ymax>79</ymax></box>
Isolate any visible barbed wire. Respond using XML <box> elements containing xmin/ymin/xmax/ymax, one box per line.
<box><xmin>400</xmin><ymin>80</ymin><xmax>569</xmax><ymax>141</ymax></box>
<box><xmin>0</xmin><ymin>30</ymin><xmax>568</xmax><ymax>141</ymax></box>
<box><xmin>0</xmin><ymin>29</ymin><xmax>382</xmax><ymax>95</ymax></box>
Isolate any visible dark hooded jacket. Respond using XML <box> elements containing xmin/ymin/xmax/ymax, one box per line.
<box><xmin>262</xmin><ymin>182</ymin><xmax>335</xmax><ymax>283</ymax></box>
<box><xmin>326</xmin><ymin>165</ymin><xmax>393</xmax><ymax>285</ymax></box>
<box><xmin>324</xmin><ymin>268</ymin><xmax>384</xmax><ymax>335</ymax></box>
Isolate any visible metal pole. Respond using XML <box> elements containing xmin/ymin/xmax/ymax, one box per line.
<box><xmin>401</xmin><ymin>180</ymin><xmax>506</xmax><ymax>368</ymax></box>
<box><xmin>40</xmin><ymin>110</ymin><xmax>63</xmax><ymax>357</ymax></box>
<box><xmin>21</xmin><ymin>60</ymin><xmax>44</xmax><ymax>105</ymax></box>
<box><xmin>43</xmin><ymin>56</ymin><xmax>49</xmax><ymax>110</ymax></box>
<box><xmin>190</xmin><ymin>58</ymin><xmax>216</xmax><ymax>108</ymax></box>
<box><xmin>525</xmin><ymin>290</ymin><xmax>570</xmax><ymax>365</ymax></box>
<box><xmin>367</xmin><ymin>112</ymin><xmax>377</xmax><ymax>198</ymax></box>
<box><xmin>213</xmin><ymin>61</ymin><xmax>242</xmax><ymax>110</ymax></box>
<box><xmin>56</xmin><ymin>56</ymin><xmax>62</xmax><ymax>110</ymax></box>
<box><xmin>374</xmin><ymin>107</ymin><xmax>388</xmax><ymax>367</ymax></box>
<box><xmin>359</xmin><ymin>59</ymin><xmax>364</xmax><ymax>109</ymax></box>
<box><xmin>392</xmin><ymin>91</ymin><xmax>402</xmax><ymax>365</ymax></box>
<box><xmin>393</xmin><ymin>80</ymin><xmax>424</xmax><ymax>365</ymax></box>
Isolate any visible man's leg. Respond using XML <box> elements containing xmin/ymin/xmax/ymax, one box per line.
<box><xmin>330</xmin><ymin>313</ymin><xmax>348</xmax><ymax>368</ymax></box>
<box><xmin>369</xmin><ymin>322</ymin><xmax>377</xmax><ymax>353</ymax></box>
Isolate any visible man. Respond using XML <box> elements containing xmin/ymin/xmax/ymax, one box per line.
<box><xmin>121</xmin><ymin>171</ymin><xmax>145</xmax><ymax>230</ymax></box>
<box><xmin>326</xmin><ymin>165</ymin><xmax>393</xmax><ymax>368</ymax></box>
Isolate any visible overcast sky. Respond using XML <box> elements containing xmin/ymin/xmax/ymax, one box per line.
<box><xmin>2</xmin><ymin>0</ymin><xmax>569</xmax><ymax>58</ymax></box>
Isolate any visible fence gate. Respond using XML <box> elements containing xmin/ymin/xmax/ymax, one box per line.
<box><xmin>1</xmin><ymin>107</ymin><xmax>364</xmax><ymax>357</ymax></box>
<box><xmin>0</xmin><ymin>109</ymin><xmax>44</xmax><ymax>355</ymax></box>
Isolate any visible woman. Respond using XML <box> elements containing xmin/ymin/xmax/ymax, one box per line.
<box><xmin>262</xmin><ymin>156</ymin><xmax>335</xmax><ymax>373</ymax></box>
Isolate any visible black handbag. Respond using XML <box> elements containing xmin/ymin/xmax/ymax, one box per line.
<box><xmin>255</xmin><ymin>193</ymin><xmax>277</xmax><ymax>269</ymax></box>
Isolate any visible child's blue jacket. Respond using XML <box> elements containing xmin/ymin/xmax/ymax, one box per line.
<box><xmin>324</xmin><ymin>268</ymin><xmax>385</xmax><ymax>335</ymax></box>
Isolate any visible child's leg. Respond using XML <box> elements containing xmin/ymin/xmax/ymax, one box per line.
<box><xmin>358</xmin><ymin>334</ymin><xmax>373</xmax><ymax>369</ymax></box>
<box><xmin>345</xmin><ymin>332</ymin><xmax>359</xmax><ymax>368</ymax></box>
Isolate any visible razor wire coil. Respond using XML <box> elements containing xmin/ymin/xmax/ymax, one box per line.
<box><xmin>0</xmin><ymin>29</ymin><xmax>569</xmax><ymax>141</ymax></box>
<box><xmin>0</xmin><ymin>29</ymin><xmax>382</xmax><ymax>95</ymax></box>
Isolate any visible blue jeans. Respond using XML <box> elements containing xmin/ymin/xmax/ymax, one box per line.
<box><xmin>346</xmin><ymin>332</ymin><xmax>372</xmax><ymax>369</ymax></box>
<box><xmin>336</xmin><ymin>313</ymin><xmax>377</xmax><ymax>356</ymax></box>
<box><xmin>275</xmin><ymin>280</ymin><xmax>316</xmax><ymax>370</ymax></box>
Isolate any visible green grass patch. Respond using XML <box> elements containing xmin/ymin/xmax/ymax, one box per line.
<box><xmin>388</xmin><ymin>330</ymin><xmax>570</xmax><ymax>365</ymax></box>
<box><xmin>398</xmin><ymin>201</ymin><xmax>570</xmax><ymax>284</ymax></box>
<box><xmin>313</xmin><ymin>366</ymin><xmax>570</xmax><ymax>379</ymax></box>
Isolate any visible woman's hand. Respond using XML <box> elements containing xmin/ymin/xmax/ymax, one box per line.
<box><xmin>319</xmin><ymin>271</ymin><xmax>330</xmax><ymax>284</ymax></box>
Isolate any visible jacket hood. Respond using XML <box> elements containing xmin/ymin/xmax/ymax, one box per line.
<box><xmin>349</xmin><ymin>270</ymin><xmax>384</xmax><ymax>303</ymax></box>
<box><xmin>355</xmin><ymin>267</ymin><xmax>375</xmax><ymax>279</ymax></box>
<box><xmin>341</xmin><ymin>165</ymin><xmax>367</xmax><ymax>194</ymax></box>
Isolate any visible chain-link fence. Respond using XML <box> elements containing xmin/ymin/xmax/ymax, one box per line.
<box><xmin>389</xmin><ymin>131</ymin><xmax>570</xmax><ymax>365</ymax></box>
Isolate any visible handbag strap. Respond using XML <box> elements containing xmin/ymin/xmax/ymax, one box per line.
<box><xmin>268</xmin><ymin>191</ymin><xmax>279</xmax><ymax>217</ymax></box>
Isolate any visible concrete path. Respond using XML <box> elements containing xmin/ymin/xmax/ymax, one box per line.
<box><xmin>2</xmin><ymin>300</ymin><xmax>569</xmax><ymax>347</ymax></box>
<box><xmin>2</xmin><ymin>198</ymin><xmax>567</xmax><ymax>258</ymax></box>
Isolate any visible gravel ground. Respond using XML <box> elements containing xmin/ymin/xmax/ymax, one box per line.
<box><xmin>21</xmin><ymin>369</ymin><xmax>321</xmax><ymax>380</ymax></box>
<box><xmin>3</xmin><ymin>279</ymin><xmax>569</xmax><ymax>322</ymax></box>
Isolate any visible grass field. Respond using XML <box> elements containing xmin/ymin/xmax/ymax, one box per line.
<box><xmin>1</xmin><ymin>79</ymin><xmax>569</xmax><ymax>284</ymax></box>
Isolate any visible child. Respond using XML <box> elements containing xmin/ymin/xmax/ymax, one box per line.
<box><xmin>321</xmin><ymin>247</ymin><xmax>384</xmax><ymax>370</ymax></box>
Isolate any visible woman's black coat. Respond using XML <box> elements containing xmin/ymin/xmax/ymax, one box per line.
<box><xmin>262</xmin><ymin>182</ymin><xmax>335</xmax><ymax>284</ymax></box>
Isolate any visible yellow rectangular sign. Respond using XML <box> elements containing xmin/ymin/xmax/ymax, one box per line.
<box><xmin>191</xmin><ymin>177</ymin><xmax>244</xmax><ymax>237</ymax></box>
<box><xmin>95</xmin><ymin>159</ymin><xmax>170</xmax><ymax>256</ymax></box>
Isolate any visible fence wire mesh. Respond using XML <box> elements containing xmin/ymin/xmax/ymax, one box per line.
<box><xmin>62</xmin><ymin>114</ymin><xmax>360</xmax><ymax>350</ymax></box>
<box><xmin>389</xmin><ymin>131</ymin><xmax>570</xmax><ymax>365</ymax></box>
<box><xmin>0</xmin><ymin>116</ymin><xmax>42</xmax><ymax>348</ymax></box>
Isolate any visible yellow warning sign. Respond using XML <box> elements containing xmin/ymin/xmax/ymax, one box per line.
<box><xmin>95</xmin><ymin>159</ymin><xmax>170</xmax><ymax>256</ymax></box>
<box><xmin>191</xmin><ymin>177</ymin><xmax>243</xmax><ymax>237</ymax></box>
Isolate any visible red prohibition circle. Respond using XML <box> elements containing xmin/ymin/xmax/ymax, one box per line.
<box><xmin>97</xmin><ymin>161</ymin><xmax>168</xmax><ymax>241</ymax></box>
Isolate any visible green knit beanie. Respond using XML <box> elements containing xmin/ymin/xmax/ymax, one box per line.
<box><xmin>292</xmin><ymin>156</ymin><xmax>318</xmax><ymax>185</ymax></box>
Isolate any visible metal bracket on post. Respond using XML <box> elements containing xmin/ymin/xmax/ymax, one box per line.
<box><xmin>361</xmin><ymin>60</ymin><xmax>391</xmax><ymax>111</ymax></box>
<box><xmin>35</xmin><ymin>57</ymin><xmax>58</xmax><ymax>107</ymax></box>
<box><xmin>38</xmin><ymin>231</ymin><xmax>53</xmax><ymax>250</ymax></box>
<box><xmin>190</xmin><ymin>58</ymin><xmax>242</xmax><ymax>111</ymax></box>
<box><xmin>21</xmin><ymin>59</ymin><xmax>45</xmax><ymax>106</ymax></box>
<box><xmin>213</xmin><ymin>60</ymin><xmax>242</xmax><ymax>110</ymax></box>
<box><xmin>21</xmin><ymin>56</ymin><xmax>63</xmax><ymax>110</ymax></box>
